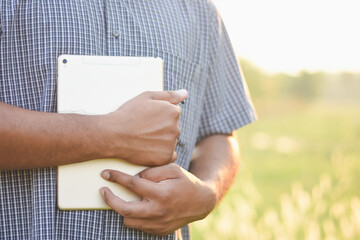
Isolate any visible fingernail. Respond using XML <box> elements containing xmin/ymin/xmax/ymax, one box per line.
<box><xmin>102</xmin><ymin>171</ymin><xmax>110</xmax><ymax>180</ymax></box>
<box><xmin>99</xmin><ymin>188</ymin><xmax>105</xmax><ymax>197</ymax></box>
<box><xmin>175</xmin><ymin>89</ymin><xmax>188</xmax><ymax>97</ymax></box>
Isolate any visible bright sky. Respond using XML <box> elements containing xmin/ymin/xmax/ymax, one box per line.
<box><xmin>212</xmin><ymin>0</ymin><xmax>360</xmax><ymax>74</ymax></box>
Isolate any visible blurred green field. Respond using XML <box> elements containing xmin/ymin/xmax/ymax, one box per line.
<box><xmin>240</xmin><ymin>102</ymin><xmax>360</xmax><ymax>211</ymax></box>
<box><xmin>191</xmin><ymin>60</ymin><xmax>360</xmax><ymax>240</ymax></box>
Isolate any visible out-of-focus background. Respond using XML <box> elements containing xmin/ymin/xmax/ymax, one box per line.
<box><xmin>191</xmin><ymin>0</ymin><xmax>360</xmax><ymax>239</ymax></box>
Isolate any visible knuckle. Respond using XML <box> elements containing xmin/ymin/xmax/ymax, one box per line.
<box><xmin>159</xmin><ymin>189</ymin><xmax>171</xmax><ymax>202</ymax></box>
<box><xmin>166</xmin><ymin>91</ymin><xmax>175</xmax><ymax>99</ymax></box>
<box><xmin>169</xmin><ymin>106</ymin><xmax>180</xmax><ymax>118</ymax></box>
<box><xmin>175</xmin><ymin>126</ymin><xmax>180</xmax><ymax>137</ymax></box>
<box><xmin>156</xmin><ymin>225</ymin><xmax>169</xmax><ymax>236</ymax></box>
<box><xmin>123</xmin><ymin>218</ymin><xmax>137</xmax><ymax>229</ymax></box>
<box><xmin>169</xmin><ymin>152</ymin><xmax>177</xmax><ymax>163</ymax></box>
<box><xmin>139</xmin><ymin>169</ymin><xmax>149</xmax><ymax>179</ymax></box>
<box><xmin>176</xmin><ymin>105</ymin><xmax>182</xmax><ymax>116</ymax></box>
<box><xmin>120</xmin><ymin>207</ymin><xmax>132</xmax><ymax>217</ymax></box>
<box><xmin>126</xmin><ymin>177</ymin><xmax>137</xmax><ymax>189</ymax></box>
<box><xmin>169</xmin><ymin>125</ymin><xmax>180</xmax><ymax>138</ymax></box>
<box><xmin>156</xmin><ymin>208</ymin><xmax>168</xmax><ymax>218</ymax></box>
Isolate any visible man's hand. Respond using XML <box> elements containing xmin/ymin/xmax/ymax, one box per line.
<box><xmin>103</xmin><ymin>90</ymin><xmax>188</xmax><ymax>166</ymax></box>
<box><xmin>99</xmin><ymin>163</ymin><xmax>217</xmax><ymax>236</ymax></box>
<box><xmin>99</xmin><ymin>134</ymin><xmax>240</xmax><ymax>236</ymax></box>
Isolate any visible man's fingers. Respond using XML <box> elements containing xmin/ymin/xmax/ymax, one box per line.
<box><xmin>101</xmin><ymin>170</ymin><xmax>158</xmax><ymax>198</ymax></box>
<box><xmin>148</xmin><ymin>89</ymin><xmax>188</xmax><ymax>104</ymax></box>
<box><xmin>99</xmin><ymin>187</ymin><xmax>150</xmax><ymax>218</ymax></box>
<box><xmin>139</xmin><ymin>163</ymin><xmax>181</xmax><ymax>182</ymax></box>
<box><xmin>123</xmin><ymin>218</ymin><xmax>172</xmax><ymax>236</ymax></box>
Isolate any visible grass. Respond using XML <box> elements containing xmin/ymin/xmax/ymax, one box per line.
<box><xmin>191</xmin><ymin>101</ymin><xmax>360</xmax><ymax>240</ymax></box>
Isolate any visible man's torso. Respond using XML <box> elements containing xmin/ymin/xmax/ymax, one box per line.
<box><xmin>0</xmin><ymin>1</ymin><xmax>212</xmax><ymax>239</ymax></box>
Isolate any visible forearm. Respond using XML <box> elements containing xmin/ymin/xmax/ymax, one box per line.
<box><xmin>189</xmin><ymin>133</ymin><xmax>240</xmax><ymax>206</ymax></box>
<box><xmin>0</xmin><ymin>102</ymin><xmax>107</xmax><ymax>170</ymax></box>
<box><xmin>0</xmin><ymin>90</ymin><xmax>187</xmax><ymax>170</ymax></box>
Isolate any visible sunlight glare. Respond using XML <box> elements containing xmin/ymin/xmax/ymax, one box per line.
<box><xmin>212</xmin><ymin>0</ymin><xmax>360</xmax><ymax>73</ymax></box>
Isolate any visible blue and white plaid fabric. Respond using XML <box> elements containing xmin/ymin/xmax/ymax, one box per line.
<box><xmin>0</xmin><ymin>1</ymin><xmax>256</xmax><ymax>239</ymax></box>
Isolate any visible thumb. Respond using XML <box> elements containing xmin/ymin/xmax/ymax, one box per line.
<box><xmin>150</xmin><ymin>89</ymin><xmax>188</xmax><ymax>104</ymax></box>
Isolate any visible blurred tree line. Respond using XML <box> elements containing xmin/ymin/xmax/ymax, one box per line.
<box><xmin>239</xmin><ymin>59</ymin><xmax>360</xmax><ymax>105</ymax></box>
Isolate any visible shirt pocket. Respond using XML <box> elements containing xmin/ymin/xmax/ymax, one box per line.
<box><xmin>156</xmin><ymin>50</ymin><xmax>202</xmax><ymax>150</ymax></box>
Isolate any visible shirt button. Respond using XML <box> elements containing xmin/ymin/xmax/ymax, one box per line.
<box><xmin>113</xmin><ymin>30</ymin><xmax>120</xmax><ymax>38</ymax></box>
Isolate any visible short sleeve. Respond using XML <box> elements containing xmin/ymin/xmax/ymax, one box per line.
<box><xmin>197</xmin><ymin>7</ymin><xmax>257</xmax><ymax>142</ymax></box>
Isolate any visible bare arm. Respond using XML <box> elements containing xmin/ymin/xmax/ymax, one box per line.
<box><xmin>189</xmin><ymin>133</ymin><xmax>240</xmax><ymax>207</ymax></box>
<box><xmin>0</xmin><ymin>90</ymin><xmax>188</xmax><ymax>170</ymax></box>
<box><xmin>99</xmin><ymin>133</ymin><xmax>240</xmax><ymax>236</ymax></box>
<box><xmin>0</xmin><ymin>102</ymin><xmax>105</xmax><ymax>169</ymax></box>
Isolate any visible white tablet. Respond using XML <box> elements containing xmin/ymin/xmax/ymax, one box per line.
<box><xmin>57</xmin><ymin>55</ymin><xmax>163</xmax><ymax>210</ymax></box>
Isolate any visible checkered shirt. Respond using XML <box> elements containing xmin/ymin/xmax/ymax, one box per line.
<box><xmin>0</xmin><ymin>0</ymin><xmax>256</xmax><ymax>239</ymax></box>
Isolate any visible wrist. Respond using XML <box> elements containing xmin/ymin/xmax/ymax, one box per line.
<box><xmin>196</xmin><ymin>180</ymin><xmax>218</xmax><ymax>220</ymax></box>
<box><xmin>94</xmin><ymin>112</ymin><xmax>128</xmax><ymax>159</ymax></box>
<box><xmin>69</xmin><ymin>114</ymin><xmax>111</xmax><ymax>160</ymax></box>
<box><xmin>205</xmin><ymin>180</ymin><xmax>219</xmax><ymax>207</ymax></box>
